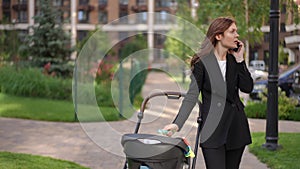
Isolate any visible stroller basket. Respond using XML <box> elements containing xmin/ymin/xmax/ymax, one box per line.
<box><xmin>121</xmin><ymin>133</ymin><xmax>190</xmax><ymax>169</ymax></box>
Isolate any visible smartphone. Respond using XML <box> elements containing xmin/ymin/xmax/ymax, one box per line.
<box><xmin>232</xmin><ymin>42</ymin><xmax>241</xmax><ymax>52</ymax></box>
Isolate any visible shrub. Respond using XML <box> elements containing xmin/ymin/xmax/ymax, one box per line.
<box><xmin>245</xmin><ymin>89</ymin><xmax>300</xmax><ymax>121</ymax></box>
<box><xmin>95</xmin><ymin>83</ymin><xmax>115</xmax><ymax>107</ymax></box>
<box><xmin>0</xmin><ymin>66</ymin><xmax>72</xmax><ymax>100</ymax></box>
<box><xmin>244</xmin><ymin>101</ymin><xmax>267</xmax><ymax>119</ymax></box>
<box><xmin>0</xmin><ymin>66</ymin><xmax>145</xmax><ymax>109</ymax></box>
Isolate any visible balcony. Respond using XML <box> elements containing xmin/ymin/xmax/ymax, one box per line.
<box><xmin>98</xmin><ymin>4</ymin><xmax>107</xmax><ymax>10</ymax></box>
<box><xmin>78</xmin><ymin>0</ymin><xmax>95</xmax><ymax>12</ymax></box>
<box><xmin>119</xmin><ymin>4</ymin><xmax>128</xmax><ymax>10</ymax></box>
<box><xmin>285</xmin><ymin>35</ymin><xmax>300</xmax><ymax>45</ymax></box>
<box><xmin>131</xmin><ymin>5</ymin><xmax>147</xmax><ymax>12</ymax></box>
<box><xmin>78</xmin><ymin>4</ymin><xmax>95</xmax><ymax>11</ymax></box>
<box><xmin>284</xmin><ymin>35</ymin><xmax>300</xmax><ymax>49</ymax></box>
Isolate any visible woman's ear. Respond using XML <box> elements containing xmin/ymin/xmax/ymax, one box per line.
<box><xmin>215</xmin><ymin>34</ymin><xmax>223</xmax><ymax>41</ymax></box>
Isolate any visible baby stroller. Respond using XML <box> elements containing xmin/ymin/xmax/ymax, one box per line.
<box><xmin>121</xmin><ymin>91</ymin><xmax>202</xmax><ymax>169</ymax></box>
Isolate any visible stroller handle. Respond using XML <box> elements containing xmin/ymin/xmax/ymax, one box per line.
<box><xmin>128</xmin><ymin>91</ymin><xmax>202</xmax><ymax>169</ymax></box>
<box><xmin>140</xmin><ymin>91</ymin><xmax>186</xmax><ymax>113</ymax></box>
<box><xmin>134</xmin><ymin>91</ymin><xmax>201</xmax><ymax>134</ymax></box>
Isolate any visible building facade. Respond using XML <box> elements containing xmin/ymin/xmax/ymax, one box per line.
<box><xmin>249</xmin><ymin>1</ymin><xmax>300</xmax><ymax>68</ymax></box>
<box><xmin>0</xmin><ymin>0</ymin><xmax>178</xmax><ymax>62</ymax></box>
<box><xmin>0</xmin><ymin>0</ymin><xmax>299</xmax><ymax>66</ymax></box>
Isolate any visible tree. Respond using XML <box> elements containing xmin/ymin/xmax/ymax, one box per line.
<box><xmin>164</xmin><ymin>0</ymin><xmax>201</xmax><ymax>62</ymax></box>
<box><xmin>165</xmin><ymin>0</ymin><xmax>299</xmax><ymax>64</ymax></box>
<box><xmin>20</xmin><ymin>0</ymin><xmax>74</xmax><ymax>76</ymax></box>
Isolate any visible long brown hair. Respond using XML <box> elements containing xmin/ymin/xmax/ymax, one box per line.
<box><xmin>191</xmin><ymin>17</ymin><xmax>236</xmax><ymax>68</ymax></box>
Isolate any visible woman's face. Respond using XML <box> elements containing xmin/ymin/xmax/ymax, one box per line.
<box><xmin>216</xmin><ymin>23</ymin><xmax>239</xmax><ymax>49</ymax></box>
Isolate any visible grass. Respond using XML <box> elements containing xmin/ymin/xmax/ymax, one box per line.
<box><xmin>249</xmin><ymin>132</ymin><xmax>300</xmax><ymax>169</ymax></box>
<box><xmin>0</xmin><ymin>93</ymin><xmax>122</xmax><ymax>122</ymax></box>
<box><xmin>0</xmin><ymin>151</ymin><xmax>89</xmax><ymax>169</ymax></box>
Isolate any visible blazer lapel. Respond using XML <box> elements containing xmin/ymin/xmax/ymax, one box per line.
<box><xmin>201</xmin><ymin>52</ymin><xmax>227</xmax><ymax>99</ymax></box>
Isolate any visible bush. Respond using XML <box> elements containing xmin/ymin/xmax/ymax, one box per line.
<box><xmin>0</xmin><ymin>66</ymin><xmax>72</xmax><ymax>100</ymax></box>
<box><xmin>0</xmin><ymin>66</ymin><xmax>145</xmax><ymax>109</ymax></box>
<box><xmin>246</xmin><ymin>89</ymin><xmax>300</xmax><ymax>121</ymax></box>
<box><xmin>244</xmin><ymin>101</ymin><xmax>267</xmax><ymax>119</ymax></box>
<box><xmin>95</xmin><ymin>83</ymin><xmax>115</xmax><ymax>107</ymax></box>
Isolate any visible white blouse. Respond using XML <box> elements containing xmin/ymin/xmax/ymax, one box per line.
<box><xmin>217</xmin><ymin>60</ymin><xmax>227</xmax><ymax>81</ymax></box>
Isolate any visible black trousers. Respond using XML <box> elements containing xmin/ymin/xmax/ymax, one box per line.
<box><xmin>201</xmin><ymin>145</ymin><xmax>245</xmax><ymax>169</ymax></box>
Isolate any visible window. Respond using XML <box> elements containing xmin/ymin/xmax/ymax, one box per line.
<box><xmin>137</xmin><ymin>0</ymin><xmax>146</xmax><ymax>5</ymax></box>
<box><xmin>249</xmin><ymin>50</ymin><xmax>258</xmax><ymax>61</ymax></box>
<box><xmin>254</xmin><ymin>51</ymin><xmax>258</xmax><ymax>60</ymax></box>
<box><xmin>53</xmin><ymin>0</ymin><xmax>63</xmax><ymax>7</ymax></box>
<box><xmin>280</xmin><ymin>23</ymin><xmax>286</xmax><ymax>32</ymax></box>
<box><xmin>156</xmin><ymin>0</ymin><xmax>172</xmax><ymax>8</ymax></box>
<box><xmin>137</xmin><ymin>12</ymin><xmax>147</xmax><ymax>24</ymax></box>
<box><xmin>120</xmin><ymin>0</ymin><xmax>128</xmax><ymax>5</ymax></box>
<box><xmin>35</xmin><ymin>0</ymin><xmax>39</xmax><ymax>7</ymax></box>
<box><xmin>119</xmin><ymin>11</ymin><xmax>128</xmax><ymax>23</ymax></box>
<box><xmin>78</xmin><ymin>10</ymin><xmax>89</xmax><ymax>23</ymax></box>
<box><xmin>55</xmin><ymin>11</ymin><xmax>63</xmax><ymax>23</ymax></box>
<box><xmin>264</xmin><ymin>50</ymin><xmax>269</xmax><ymax>67</ymax></box>
<box><xmin>79</xmin><ymin>0</ymin><xmax>89</xmax><ymax>5</ymax></box>
<box><xmin>18</xmin><ymin>0</ymin><xmax>27</xmax><ymax>4</ymax></box>
<box><xmin>156</xmin><ymin>11</ymin><xmax>168</xmax><ymax>24</ymax></box>
<box><xmin>155</xmin><ymin>33</ymin><xmax>166</xmax><ymax>46</ymax></box>
<box><xmin>3</xmin><ymin>0</ymin><xmax>10</xmax><ymax>6</ymax></box>
<box><xmin>264</xmin><ymin>33</ymin><xmax>269</xmax><ymax>43</ymax></box>
<box><xmin>98</xmin><ymin>0</ymin><xmax>107</xmax><ymax>5</ymax></box>
<box><xmin>63</xmin><ymin>11</ymin><xmax>70</xmax><ymax>22</ymax></box>
<box><xmin>98</xmin><ymin>11</ymin><xmax>107</xmax><ymax>24</ymax></box>
<box><xmin>18</xmin><ymin>11</ymin><xmax>27</xmax><ymax>23</ymax></box>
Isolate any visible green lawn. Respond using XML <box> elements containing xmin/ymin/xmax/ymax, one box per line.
<box><xmin>0</xmin><ymin>151</ymin><xmax>89</xmax><ymax>169</ymax></box>
<box><xmin>249</xmin><ymin>132</ymin><xmax>300</xmax><ymax>169</ymax></box>
<box><xmin>0</xmin><ymin>93</ymin><xmax>121</xmax><ymax>122</ymax></box>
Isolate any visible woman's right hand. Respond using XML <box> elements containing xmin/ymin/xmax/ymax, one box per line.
<box><xmin>162</xmin><ymin>124</ymin><xmax>179</xmax><ymax>137</ymax></box>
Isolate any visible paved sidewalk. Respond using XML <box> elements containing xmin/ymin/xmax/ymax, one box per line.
<box><xmin>1</xmin><ymin>72</ymin><xmax>300</xmax><ymax>169</ymax></box>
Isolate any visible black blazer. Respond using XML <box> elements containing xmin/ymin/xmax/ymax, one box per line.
<box><xmin>173</xmin><ymin>52</ymin><xmax>253</xmax><ymax>150</ymax></box>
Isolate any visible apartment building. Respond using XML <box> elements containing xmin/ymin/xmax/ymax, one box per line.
<box><xmin>249</xmin><ymin>1</ymin><xmax>300</xmax><ymax>67</ymax></box>
<box><xmin>0</xmin><ymin>0</ymin><xmax>178</xmax><ymax>62</ymax></box>
<box><xmin>1</xmin><ymin>0</ymin><xmax>299</xmax><ymax>65</ymax></box>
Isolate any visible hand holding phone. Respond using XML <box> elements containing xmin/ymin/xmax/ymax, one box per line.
<box><xmin>232</xmin><ymin>42</ymin><xmax>241</xmax><ymax>52</ymax></box>
<box><xmin>231</xmin><ymin>41</ymin><xmax>244</xmax><ymax>62</ymax></box>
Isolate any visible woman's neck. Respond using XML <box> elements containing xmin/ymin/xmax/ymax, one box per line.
<box><xmin>214</xmin><ymin>49</ymin><xmax>227</xmax><ymax>61</ymax></box>
<box><xmin>214</xmin><ymin>47</ymin><xmax>227</xmax><ymax>61</ymax></box>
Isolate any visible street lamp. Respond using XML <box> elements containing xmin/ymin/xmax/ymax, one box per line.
<box><xmin>263</xmin><ymin>0</ymin><xmax>281</xmax><ymax>151</ymax></box>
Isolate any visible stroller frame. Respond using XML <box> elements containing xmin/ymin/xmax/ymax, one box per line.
<box><xmin>122</xmin><ymin>91</ymin><xmax>202</xmax><ymax>169</ymax></box>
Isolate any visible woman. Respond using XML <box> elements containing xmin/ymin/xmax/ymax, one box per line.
<box><xmin>163</xmin><ymin>17</ymin><xmax>253</xmax><ymax>169</ymax></box>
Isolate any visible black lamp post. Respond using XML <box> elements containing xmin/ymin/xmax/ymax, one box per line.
<box><xmin>263</xmin><ymin>0</ymin><xmax>281</xmax><ymax>151</ymax></box>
